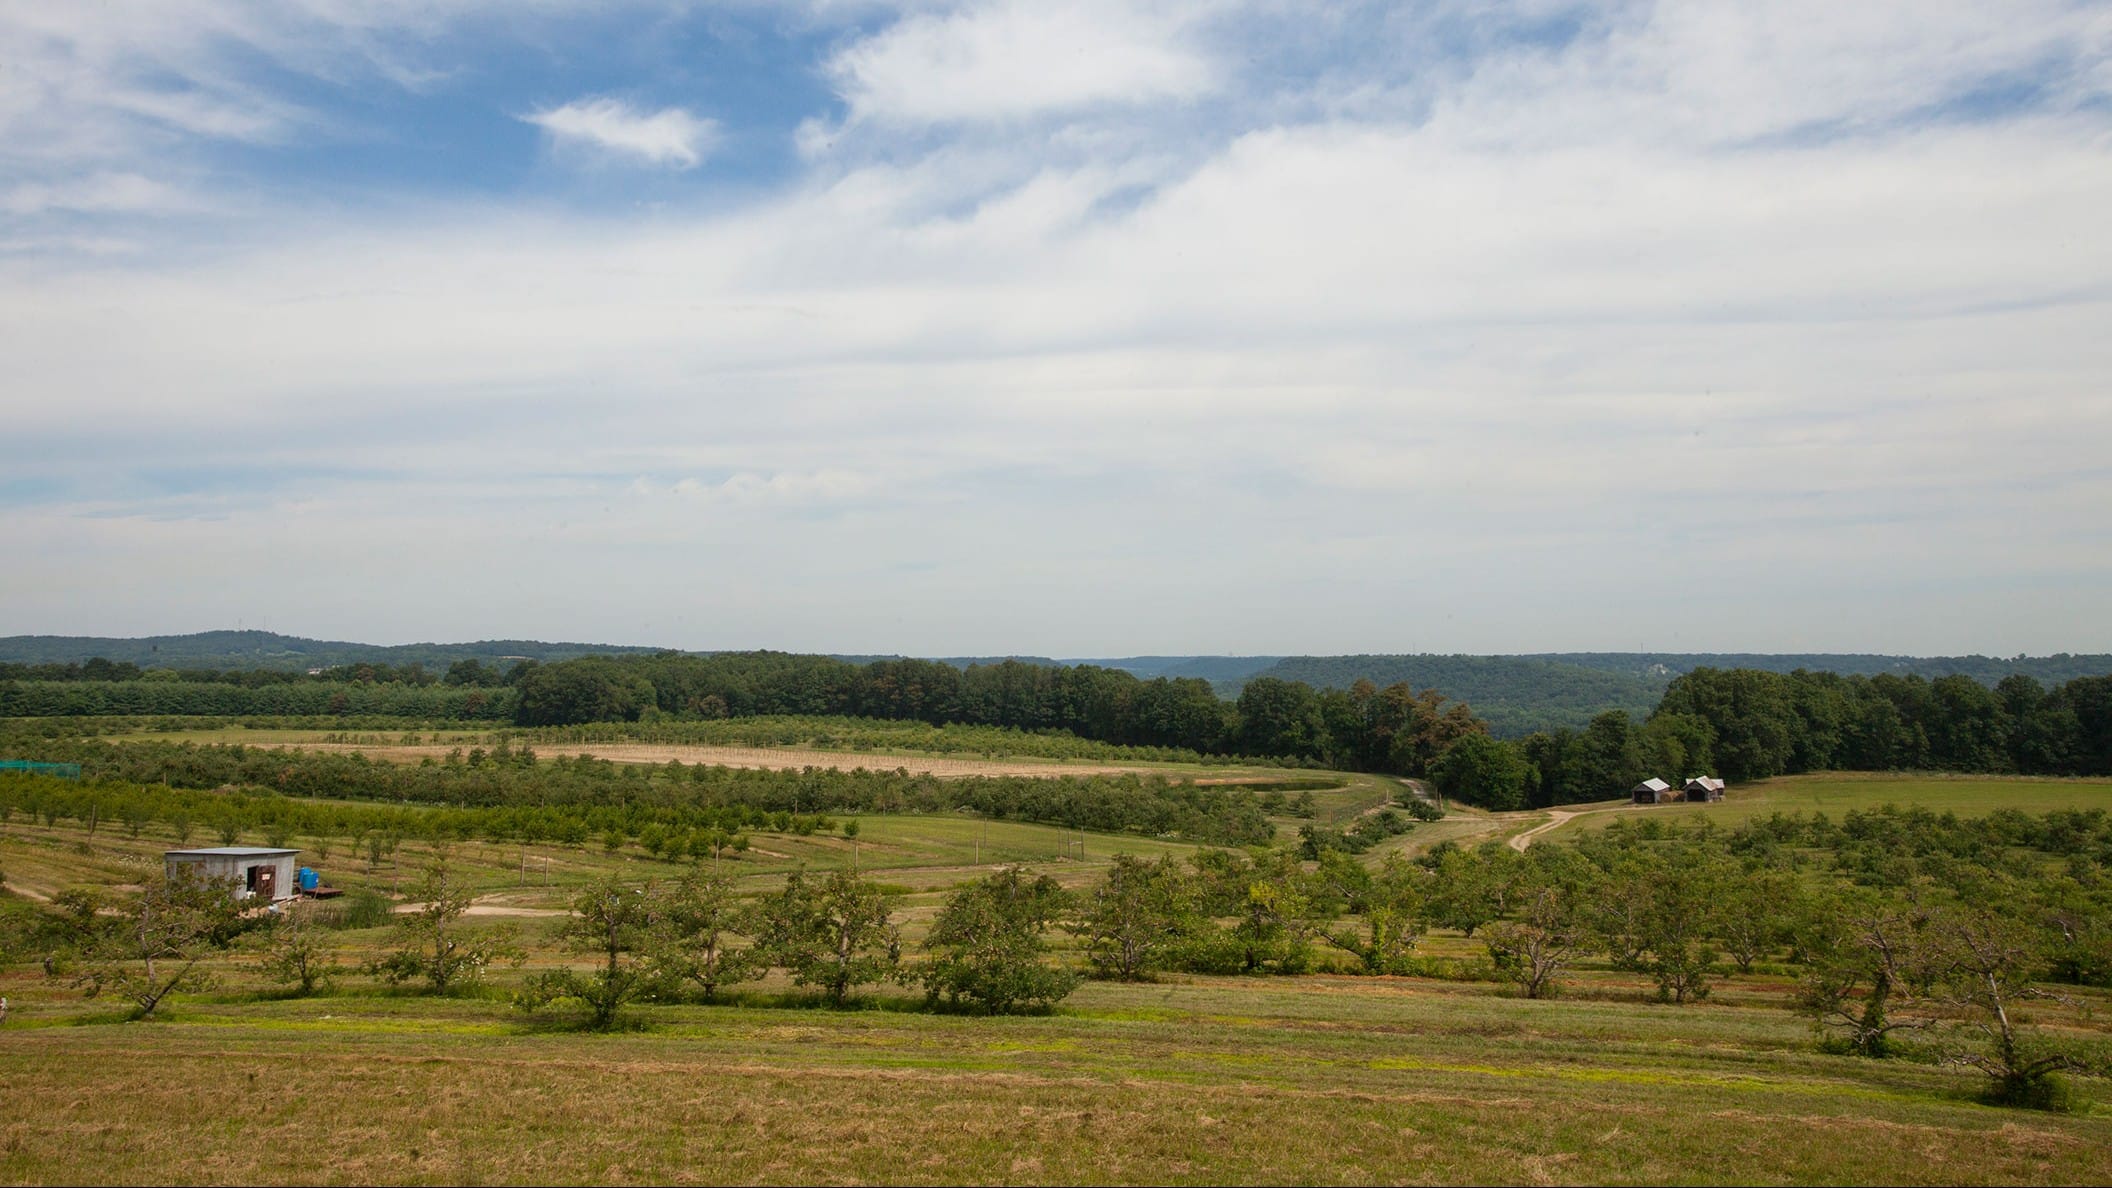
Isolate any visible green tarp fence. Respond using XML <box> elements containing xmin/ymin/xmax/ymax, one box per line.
<box><xmin>0</xmin><ymin>760</ymin><xmax>82</xmax><ymax>779</ymax></box>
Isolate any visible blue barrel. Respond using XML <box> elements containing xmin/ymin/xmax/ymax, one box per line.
<box><xmin>298</xmin><ymin>867</ymin><xmax>320</xmax><ymax>893</ymax></box>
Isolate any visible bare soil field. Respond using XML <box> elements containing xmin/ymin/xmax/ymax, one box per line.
<box><xmin>282</xmin><ymin>740</ymin><xmax>1164</xmax><ymax>779</ymax></box>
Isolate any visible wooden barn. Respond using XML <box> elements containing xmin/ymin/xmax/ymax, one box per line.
<box><xmin>1631</xmin><ymin>777</ymin><xmax>1674</xmax><ymax>804</ymax></box>
<box><xmin>1683</xmin><ymin>776</ymin><xmax>1727</xmax><ymax>802</ymax></box>
<box><xmin>164</xmin><ymin>847</ymin><xmax>300</xmax><ymax>903</ymax></box>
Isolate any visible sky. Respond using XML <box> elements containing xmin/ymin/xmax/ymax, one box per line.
<box><xmin>2</xmin><ymin>0</ymin><xmax>2110</xmax><ymax>658</ymax></box>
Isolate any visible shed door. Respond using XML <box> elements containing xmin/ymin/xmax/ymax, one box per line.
<box><xmin>254</xmin><ymin>865</ymin><xmax>277</xmax><ymax>899</ymax></box>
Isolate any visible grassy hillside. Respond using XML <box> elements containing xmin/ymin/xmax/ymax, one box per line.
<box><xmin>1541</xmin><ymin>771</ymin><xmax>2112</xmax><ymax>841</ymax></box>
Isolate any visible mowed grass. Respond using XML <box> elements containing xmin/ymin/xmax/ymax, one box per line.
<box><xmin>8</xmin><ymin>771</ymin><xmax>2112</xmax><ymax>1183</ymax></box>
<box><xmin>0</xmin><ymin>812</ymin><xmax>1203</xmax><ymax>916</ymax></box>
<box><xmin>1545</xmin><ymin>771</ymin><xmax>2112</xmax><ymax>841</ymax></box>
<box><xmin>1</xmin><ymin>971</ymin><xmax>2107</xmax><ymax>1185</ymax></box>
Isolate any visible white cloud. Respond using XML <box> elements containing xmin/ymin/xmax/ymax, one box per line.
<box><xmin>523</xmin><ymin>98</ymin><xmax>719</xmax><ymax>168</ymax></box>
<box><xmin>1</xmin><ymin>172</ymin><xmax>197</xmax><ymax>216</ymax></box>
<box><xmin>824</xmin><ymin>0</ymin><xmax>1217</xmax><ymax>126</ymax></box>
<box><xmin>4</xmin><ymin>2</ymin><xmax>2112</xmax><ymax>653</ymax></box>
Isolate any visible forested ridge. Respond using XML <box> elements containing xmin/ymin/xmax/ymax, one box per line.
<box><xmin>7</xmin><ymin>647</ymin><xmax>2112</xmax><ymax>809</ymax></box>
<box><xmin>1251</xmin><ymin>652</ymin><xmax>2112</xmax><ymax>736</ymax></box>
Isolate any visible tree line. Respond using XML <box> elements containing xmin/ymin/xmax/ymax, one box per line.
<box><xmin>0</xmin><ymin>679</ymin><xmax>516</xmax><ymax>720</ymax></box>
<box><xmin>1426</xmin><ymin>667</ymin><xmax>2112</xmax><ymax>810</ymax></box>
<box><xmin>0</xmin><ymin>731</ymin><xmax>1277</xmax><ymax>846</ymax></box>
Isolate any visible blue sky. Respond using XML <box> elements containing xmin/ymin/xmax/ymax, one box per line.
<box><xmin>2</xmin><ymin>1</ymin><xmax>2110</xmax><ymax>656</ymax></box>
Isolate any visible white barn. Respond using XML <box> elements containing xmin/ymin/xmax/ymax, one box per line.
<box><xmin>164</xmin><ymin>847</ymin><xmax>300</xmax><ymax>902</ymax></box>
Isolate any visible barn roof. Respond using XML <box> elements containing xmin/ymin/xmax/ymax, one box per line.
<box><xmin>1632</xmin><ymin>778</ymin><xmax>1671</xmax><ymax>793</ymax></box>
<box><xmin>165</xmin><ymin>847</ymin><xmax>300</xmax><ymax>857</ymax></box>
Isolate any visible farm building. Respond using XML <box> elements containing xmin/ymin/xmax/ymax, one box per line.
<box><xmin>1683</xmin><ymin>776</ymin><xmax>1727</xmax><ymax>802</ymax></box>
<box><xmin>164</xmin><ymin>847</ymin><xmax>300</xmax><ymax>902</ymax></box>
<box><xmin>1631</xmin><ymin>778</ymin><xmax>1674</xmax><ymax>804</ymax></box>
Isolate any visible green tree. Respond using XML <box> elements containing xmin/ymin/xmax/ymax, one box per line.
<box><xmin>759</xmin><ymin>868</ymin><xmax>901</xmax><ymax>1005</ymax></box>
<box><xmin>256</xmin><ymin>910</ymin><xmax>339</xmax><ymax>997</ymax></box>
<box><xmin>1712</xmin><ymin>865</ymin><xmax>1798</xmax><ymax>973</ymax></box>
<box><xmin>521</xmin><ymin>876</ymin><xmax>661</xmax><ymax>1029</ymax></box>
<box><xmin>371</xmin><ymin>857</ymin><xmax>522</xmax><ymax>994</ymax></box>
<box><xmin>1927</xmin><ymin>898</ymin><xmax>2105</xmax><ymax>1107</ymax></box>
<box><xmin>65</xmin><ymin>868</ymin><xmax>245</xmax><ymax>1018</ymax></box>
<box><xmin>1421</xmin><ymin>843</ymin><xmax>1521</xmax><ymax>938</ymax></box>
<box><xmin>1796</xmin><ymin>891</ymin><xmax>1944</xmax><ymax>1058</ymax></box>
<box><xmin>920</xmin><ymin>866</ymin><xmax>1079</xmax><ymax>1013</ymax></box>
<box><xmin>1229</xmin><ymin>850</ymin><xmax>1317</xmax><ymax>974</ymax></box>
<box><xmin>1073</xmin><ymin>853</ymin><xmax>1195</xmax><ymax>980</ymax></box>
<box><xmin>1636</xmin><ymin>857</ymin><xmax>1721</xmax><ymax>1004</ymax></box>
<box><xmin>1317</xmin><ymin>851</ymin><xmax>1426</xmax><ymax>975</ymax></box>
<box><xmin>1235</xmin><ymin>677</ymin><xmax>1325</xmax><ymax>760</ymax></box>
<box><xmin>647</xmin><ymin>869</ymin><xmax>763</xmax><ymax>1001</ymax></box>
<box><xmin>1485</xmin><ymin>884</ymin><xmax>1592</xmax><ymax>999</ymax></box>
<box><xmin>1428</xmin><ymin>733</ymin><xmax>1534</xmax><ymax>811</ymax></box>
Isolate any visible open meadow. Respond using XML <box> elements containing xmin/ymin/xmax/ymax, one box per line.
<box><xmin>3</xmin><ymin>955</ymin><xmax>2108</xmax><ymax>1185</ymax></box>
<box><xmin>4</xmin><ymin>729</ymin><xmax>2112</xmax><ymax>1185</ymax></box>
<box><xmin>1539</xmin><ymin>772</ymin><xmax>2112</xmax><ymax>842</ymax></box>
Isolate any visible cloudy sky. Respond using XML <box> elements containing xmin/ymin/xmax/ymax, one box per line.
<box><xmin>2</xmin><ymin>1</ymin><xmax>2109</xmax><ymax>657</ymax></box>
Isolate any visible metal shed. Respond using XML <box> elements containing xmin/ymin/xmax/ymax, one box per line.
<box><xmin>164</xmin><ymin>847</ymin><xmax>301</xmax><ymax>902</ymax></box>
<box><xmin>1682</xmin><ymin>776</ymin><xmax>1727</xmax><ymax>802</ymax></box>
<box><xmin>1630</xmin><ymin>778</ymin><xmax>1674</xmax><ymax>805</ymax></box>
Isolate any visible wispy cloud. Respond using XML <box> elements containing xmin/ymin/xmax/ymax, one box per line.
<box><xmin>523</xmin><ymin>97</ymin><xmax>719</xmax><ymax>169</ymax></box>
<box><xmin>823</xmin><ymin>0</ymin><xmax>1217</xmax><ymax>127</ymax></box>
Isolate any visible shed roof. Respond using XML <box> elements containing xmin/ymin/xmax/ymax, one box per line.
<box><xmin>1632</xmin><ymin>778</ymin><xmax>1672</xmax><ymax>793</ymax></box>
<box><xmin>165</xmin><ymin>847</ymin><xmax>300</xmax><ymax>857</ymax></box>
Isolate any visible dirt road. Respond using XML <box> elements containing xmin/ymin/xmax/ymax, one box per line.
<box><xmin>1506</xmin><ymin>804</ymin><xmax>1636</xmax><ymax>851</ymax></box>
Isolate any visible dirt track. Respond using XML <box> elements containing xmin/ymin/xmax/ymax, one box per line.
<box><xmin>1507</xmin><ymin>805</ymin><xmax>1638</xmax><ymax>851</ymax></box>
<box><xmin>280</xmin><ymin>741</ymin><xmax>1157</xmax><ymax>779</ymax></box>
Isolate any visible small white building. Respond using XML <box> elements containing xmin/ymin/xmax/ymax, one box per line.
<box><xmin>164</xmin><ymin>847</ymin><xmax>300</xmax><ymax>902</ymax></box>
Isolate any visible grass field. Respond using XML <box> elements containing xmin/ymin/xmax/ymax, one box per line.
<box><xmin>6</xmin><ymin>769</ymin><xmax>2112</xmax><ymax>1183</ymax></box>
<box><xmin>1</xmin><ymin>967</ymin><xmax>2107</xmax><ymax>1184</ymax></box>
<box><xmin>1540</xmin><ymin>772</ymin><xmax>2112</xmax><ymax>842</ymax></box>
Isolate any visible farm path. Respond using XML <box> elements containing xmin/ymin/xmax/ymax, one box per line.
<box><xmin>1507</xmin><ymin>811</ymin><xmax>1575</xmax><ymax>851</ymax></box>
<box><xmin>1506</xmin><ymin>804</ymin><xmax>1639</xmax><ymax>851</ymax></box>
<box><xmin>391</xmin><ymin>897</ymin><xmax>568</xmax><ymax>918</ymax></box>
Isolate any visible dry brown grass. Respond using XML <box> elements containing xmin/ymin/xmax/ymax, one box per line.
<box><xmin>1</xmin><ymin>975</ymin><xmax>2107</xmax><ymax>1186</ymax></box>
<box><xmin>276</xmin><ymin>740</ymin><xmax>1165</xmax><ymax>779</ymax></box>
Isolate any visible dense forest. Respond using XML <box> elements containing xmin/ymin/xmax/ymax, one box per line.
<box><xmin>1254</xmin><ymin>655</ymin><xmax>1662</xmax><ymax>735</ymax></box>
<box><xmin>1250</xmin><ymin>652</ymin><xmax>2112</xmax><ymax>736</ymax></box>
<box><xmin>1456</xmin><ymin>668</ymin><xmax>2112</xmax><ymax>811</ymax></box>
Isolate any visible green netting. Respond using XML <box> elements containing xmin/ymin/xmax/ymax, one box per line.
<box><xmin>0</xmin><ymin>760</ymin><xmax>82</xmax><ymax>779</ymax></box>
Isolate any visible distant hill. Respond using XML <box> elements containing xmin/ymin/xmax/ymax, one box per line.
<box><xmin>1253</xmin><ymin>655</ymin><xmax>1662</xmax><ymax>737</ymax></box>
<box><xmin>1252</xmin><ymin>652</ymin><xmax>2112</xmax><ymax>737</ymax></box>
<box><xmin>1531</xmin><ymin>652</ymin><xmax>2112</xmax><ymax>686</ymax></box>
<box><xmin>6</xmin><ymin>634</ymin><xmax>2105</xmax><ymax>740</ymax></box>
<box><xmin>1066</xmin><ymin>656</ymin><xmax>1282</xmax><ymax>688</ymax></box>
<box><xmin>0</xmin><ymin>630</ymin><xmax>665</xmax><ymax>672</ymax></box>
